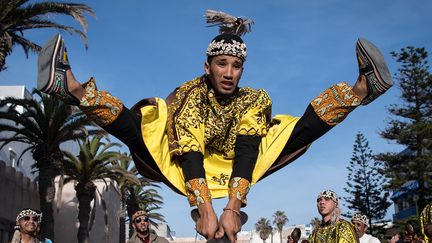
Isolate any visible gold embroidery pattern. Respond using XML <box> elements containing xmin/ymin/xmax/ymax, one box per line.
<box><xmin>185</xmin><ymin>178</ymin><xmax>212</xmax><ymax>206</ymax></box>
<box><xmin>421</xmin><ymin>203</ymin><xmax>432</xmax><ymax>243</ymax></box>
<box><xmin>211</xmin><ymin>173</ymin><xmax>230</xmax><ymax>186</ymax></box>
<box><xmin>228</xmin><ymin>177</ymin><xmax>251</xmax><ymax>206</ymax></box>
<box><xmin>310</xmin><ymin>82</ymin><xmax>361</xmax><ymax>126</ymax></box>
<box><xmin>79</xmin><ymin>78</ymin><xmax>123</xmax><ymax>126</ymax></box>
<box><xmin>167</xmin><ymin>76</ymin><xmax>271</xmax><ymax>158</ymax></box>
<box><xmin>309</xmin><ymin>220</ymin><xmax>358</xmax><ymax>243</ymax></box>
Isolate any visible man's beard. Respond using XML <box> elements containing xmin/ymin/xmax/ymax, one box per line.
<box><xmin>136</xmin><ymin>226</ymin><xmax>149</xmax><ymax>235</ymax></box>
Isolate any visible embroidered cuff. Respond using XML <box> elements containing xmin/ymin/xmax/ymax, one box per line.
<box><xmin>311</xmin><ymin>82</ymin><xmax>361</xmax><ymax>126</ymax></box>
<box><xmin>185</xmin><ymin>178</ymin><xmax>212</xmax><ymax>206</ymax></box>
<box><xmin>79</xmin><ymin>77</ymin><xmax>123</xmax><ymax>126</ymax></box>
<box><xmin>228</xmin><ymin>177</ymin><xmax>251</xmax><ymax>206</ymax></box>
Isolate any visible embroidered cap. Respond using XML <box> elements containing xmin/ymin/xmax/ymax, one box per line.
<box><xmin>205</xmin><ymin>10</ymin><xmax>253</xmax><ymax>61</ymax></box>
<box><xmin>317</xmin><ymin>190</ymin><xmax>339</xmax><ymax>205</ymax></box>
<box><xmin>207</xmin><ymin>34</ymin><xmax>247</xmax><ymax>61</ymax></box>
<box><xmin>131</xmin><ymin>210</ymin><xmax>148</xmax><ymax>222</ymax></box>
<box><xmin>352</xmin><ymin>213</ymin><xmax>369</xmax><ymax>227</ymax></box>
<box><xmin>15</xmin><ymin>208</ymin><xmax>42</xmax><ymax>230</ymax></box>
<box><xmin>16</xmin><ymin>208</ymin><xmax>42</xmax><ymax>224</ymax></box>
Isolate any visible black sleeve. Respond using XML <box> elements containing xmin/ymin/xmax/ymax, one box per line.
<box><xmin>179</xmin><ymin>151</ymin><xmax>205</xmax><ymax>181</ymax></box>
<box><xmin>231</xmin><ymin>135</ymin><xmax>261</xmax><ymax>181</ymax></box>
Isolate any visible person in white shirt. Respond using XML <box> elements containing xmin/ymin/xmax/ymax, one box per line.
<box><xmin>351</xmin><ymin>213</ymin><xmax>381</xmax><ymax>243</ymax></box>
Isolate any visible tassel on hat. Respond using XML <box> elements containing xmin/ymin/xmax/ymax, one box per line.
<box><xmin>205</xmin><ymin>10</ymin><xmax>253</xmax><ymax>36</ymax></box>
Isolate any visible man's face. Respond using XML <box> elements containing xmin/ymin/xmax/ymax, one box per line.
<box><xmin>352</xmin><ymin>220</ymin><xmax>367</xmax><ymax>238</ymax></box>
<box><xmin>317</xmin><ymin>197</ymin><xmax>337</xmax><ymax>217</ymax></box>
<box><xmin>18</xmin><ymin>214</ymin><xmax>39</xmax><ymax>235</ymax></box>
<box><xmin>205</xmin><ymin>55</ymin><xmax>244</xmax><ymax>98</ymax></box>
<box><xmin>133</xmin><ymin>215</ymin><xmax>149</xmax><ymax>234</ymax></box>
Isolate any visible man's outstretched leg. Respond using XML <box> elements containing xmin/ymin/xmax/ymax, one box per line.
<box><xmin>265</xmin><ymin>37</ymin><xmax>393</xmax><ymax>179</ymax></box>
<box><xmin>37</xmin><ymin>34</ymin><xmax>154</xmax><ymax>164</ymax></box>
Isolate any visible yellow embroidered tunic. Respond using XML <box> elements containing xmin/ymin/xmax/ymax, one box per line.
<box><xmin>139</xmin><ymin>76</ymin><xmax>300</xmax><ymax>198</ymax></box>
<box><xmin>309</xmin><ymin>220</ymin><xmax>359</xmax><ymax>243</ymax></box>
<box><xmin>421</xmin><ymin>203</ymin><xmax>432</xmax><ymax>243</ymax></box>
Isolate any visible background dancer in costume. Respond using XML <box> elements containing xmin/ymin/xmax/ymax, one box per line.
<box><xmin>10</xmin><ymin>208</ymin><xmax>52</xmax><ymax>243</ymax></box>
<box><xmin>36</xmin><ymin>9</ymin><xmax>393</xmax><ymax>242</ymax></box>
<box><xmin>309</xmin><ymin>190</ymin><xmax>358</xmax><ymax>243</ymax></box>
<box><xmin>351</xmin><ymin>213</ymin><xmax>381</xmax><ymax>243</ymax></box>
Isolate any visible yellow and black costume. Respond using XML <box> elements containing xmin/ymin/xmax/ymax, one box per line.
<box><xmin>309</xmin><ymin>219</ymin><xmax>358</xmax><ymax>243</ymax></box>
<box><xmin>421</xmin><ymin>203</ymin><xmax>432</xmax><ymax>243</ymax></box>
<box><xmin>79</xmin><ymin>74</ymin><xmax>360</xmax><ymax>206</ymax></box>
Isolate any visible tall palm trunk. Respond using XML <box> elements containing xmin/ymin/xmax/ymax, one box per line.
<box><xmin>76</xmin><ymin>182</ymin><xmax>96</xmax><ymax>243</ymax></box>
<box><xmin>37</xmin><ymin>160</ymin><xmax>57</xmax><ymax>240</ymax></box>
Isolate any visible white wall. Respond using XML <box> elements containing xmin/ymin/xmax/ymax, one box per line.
<box><xmin>54</xmin><ymin>177</ymin><xmax>121</xmax><ymax>243</ymax></box>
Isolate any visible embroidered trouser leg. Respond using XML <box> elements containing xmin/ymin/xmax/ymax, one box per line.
<box><xmin>78</xmin><ymin>78</ymin><xmax>161</xmax><ymax>174</ymax></box>
<box><xmin>262</xmin><ymin>82</ymin><xmax>361</xmax><ymax>179</ymax></box>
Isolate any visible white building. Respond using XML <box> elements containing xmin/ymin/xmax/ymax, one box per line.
<box><xmin>0</xmin><ymin>86</ymin><xmax>36</xmax><ymax>180</ymax></box>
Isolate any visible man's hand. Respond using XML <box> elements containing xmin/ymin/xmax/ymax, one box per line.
<box><xmin>195</xmin><ymin>202</ymin><xmax>218</xmax><ymax>240</ymax></box>
<box><xmin>215</xmin><ymin>209</ymin><xmax>242</xmax><ymax>243</ymax></box>
<box><xmin>215</xmin><ymin>198</ymin><xmax>242</xmax><ymax>243</ymax></box>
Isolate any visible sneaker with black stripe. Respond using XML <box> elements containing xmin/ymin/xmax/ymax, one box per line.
<box><xmin>356</xmin><ymin>38</ymin><xmax>393</xmax><ymax>105</ymax></box>
<box><xmin>37</xmin><ymin>34</ymin><xmax>80</xmax><ymax>105</ymax></box>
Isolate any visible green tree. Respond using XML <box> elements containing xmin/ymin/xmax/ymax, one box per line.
<box><xmin>0</xmin><ymin>91</ymin><xmax>97</xmax><ymax>240</ymax></box>
<box><xmin>0</xmin><ymin>0</ymin><xmax>95</xmax><ymax>71</ymax></box>
<box><xmin>272</xmin><ymin>210</ymin><xmax>288</xmax><ymax>243</ymax></box>
<box><xmin>62</xmin><ymin>135</ymin><xmax>139</xmax><ymax>243</ymax></box>
<box><xmin>255</xmin><ymin>217</ymin><xmax>272</xmax><ymax>243</ymax></box>
<box><xmin>376</xmin><ymin>46</ymin><xmax>432</xmax><ymax>211</ymax></box>
<box><xmin>343</xmin><ymin>132</ymin><xmax>391</xmax><ymax>234</ymax></box>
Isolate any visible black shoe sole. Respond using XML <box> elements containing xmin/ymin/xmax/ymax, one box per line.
<box><xmin>356</xmin><ymin>38</ymin><xmax>393</xmax><ymax>90</ymax></box>
<box><xmin>37</xmin><ymin>34</ymin><xmax>62</xmax><ymax>92</ymax></box>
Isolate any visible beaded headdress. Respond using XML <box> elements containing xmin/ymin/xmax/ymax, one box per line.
<box><xmin>205</xmin><ymin>10</ymin><xmax>253</xmax><ymax>61</ymax></box>
<box><xmin>317</xmin><ymin>189</ymin><xmax>339</xmax><ymax>206</ymax></box>
<box><xmin>14</xmin><ymin>208</ymin><xmax>42</xmax><ymax>231</ymax></box>
<box><xmin>131</xmin><ymin>210</ymin><xmax>148</xmax><ymax>222</ymax></box>
<box><xmin>352</xmin><ymin>212</ymin><xmax>369</xmax><ymax>227</ymax></box>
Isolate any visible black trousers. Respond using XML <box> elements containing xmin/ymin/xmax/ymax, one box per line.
<box><xmin>102</xmin><ymin>104</ymin><xmax>332</xmax><ymax>185</ymax></box>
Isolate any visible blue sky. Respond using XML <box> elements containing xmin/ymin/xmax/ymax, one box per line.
<box><xmin>1</xmin><ymin>0</ymin><xmax>432</xmax><ymax>237</ymax></box>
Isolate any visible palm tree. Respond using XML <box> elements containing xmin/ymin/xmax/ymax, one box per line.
<box><xmin>126</xmin><ymin>182</ymin><xmax>165</xmax><ymax>238</ymax></box>
<box><xmin>111</xmin><ymin>153</ymin><xmax>141</xmax><ymax>243</ymax></box>
<box><xmin>0</xmin><ymin>90</ymin><xmax>98</xmax><ymax>240</ymax></box>
<box><xmin>62</xmin><ymin>135</ymin><xmax>139</xmax><ymax>243</ymax></box>
<box><xmin>273</xmin><ymin>210</ymin><xmax>288</xmax><ymax>243</ymax></box>
<box><xmin>255</xmin><ymin>217</ymin><xmax>272</xmax><ymax>243</ymax></box>
<box><xmin>0</xmin><ymin>0</ymin><xmax>95</xmax><ymax>71</ymax></box>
